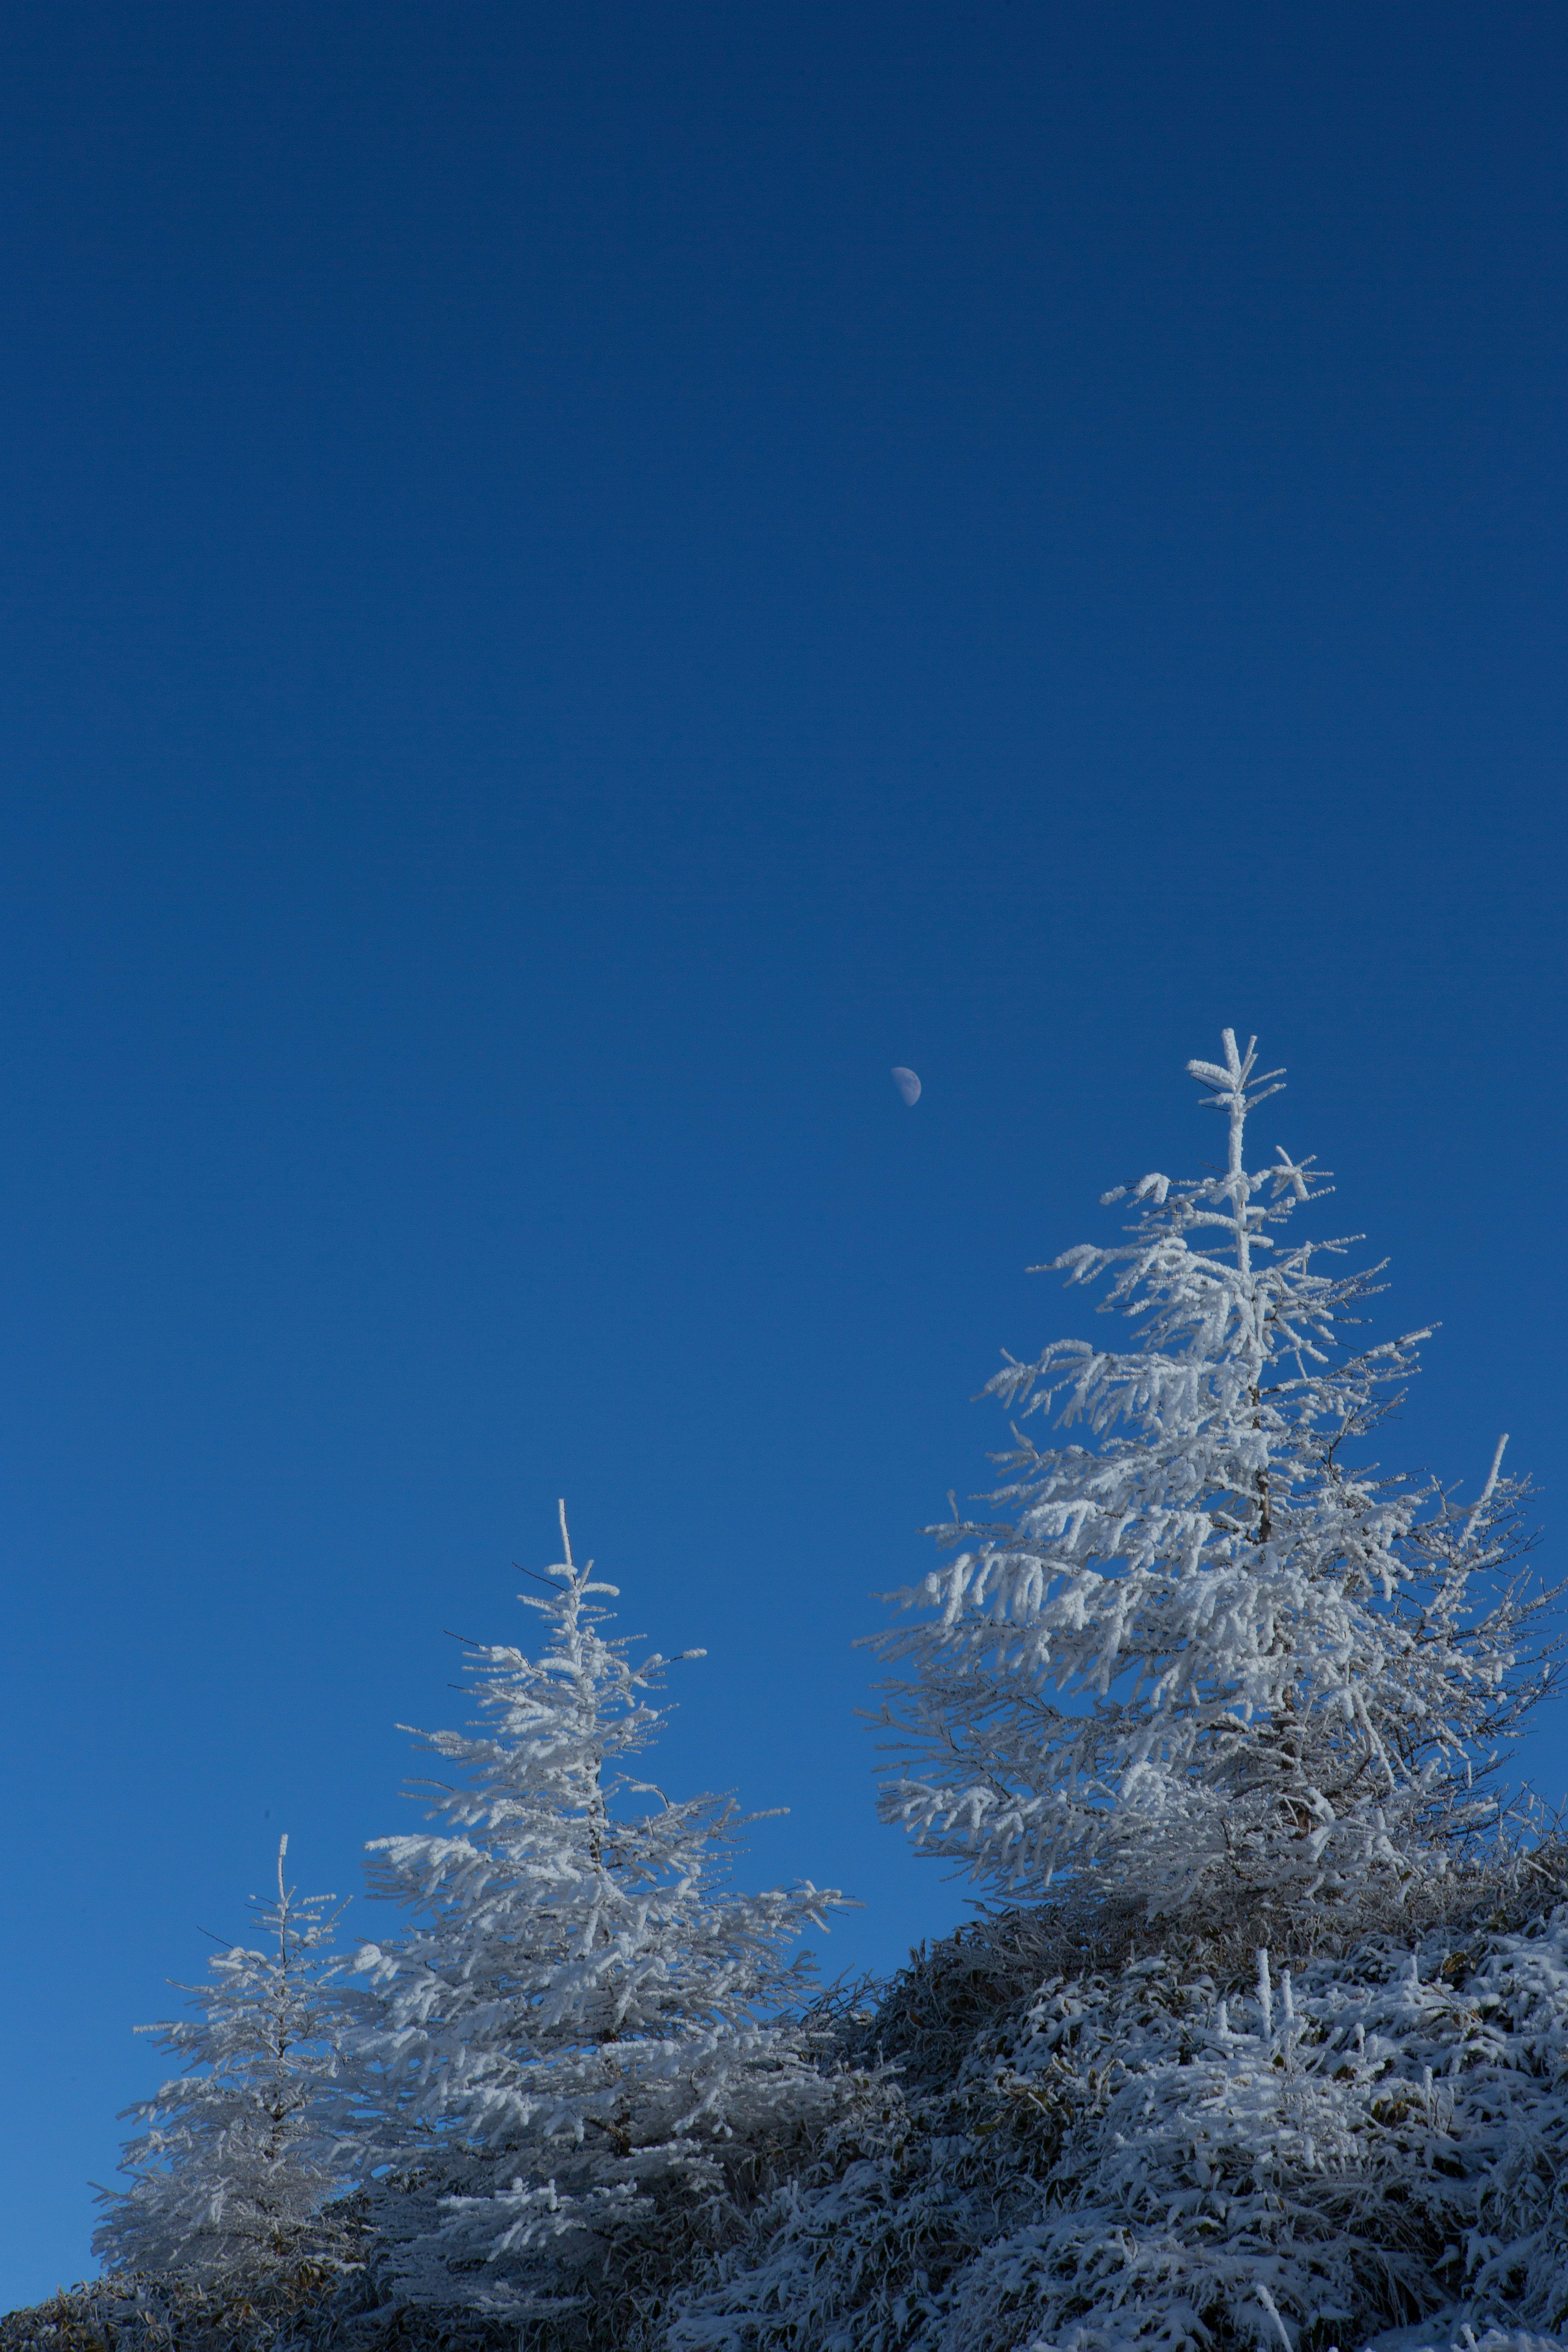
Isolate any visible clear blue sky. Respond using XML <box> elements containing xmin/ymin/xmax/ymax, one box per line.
<box><xmin>2</xmin><ymin>1</ymin><xmax>1565</xmax><ymax>2308</ymax></box>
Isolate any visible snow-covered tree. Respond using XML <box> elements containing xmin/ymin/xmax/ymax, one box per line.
<box><xmin>343</xmin><ymin>1509</ymin><xmax>849</xmax><ymax>2336</ymax></box>
<box><xmin>869</xmin><ymin>1030</ymin><xmax>1552</xmax><ymax>1933</ymax></box>
<box><xmin>94</xmin><ymin>1839</ymin><xmax>355</xmax><ymax>2291</ymax></box>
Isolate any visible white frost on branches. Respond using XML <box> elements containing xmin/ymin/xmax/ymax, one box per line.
<box><xmin>868</xmin><ymin>1031</ymin><xmax>1552</xmax><ymax>1926</ymax></box>
<box><xmin>673</xmin><ymin>1909</ymin><xmax>1568</xmax><ymax>2352</ymax></box>
<box><xmin>94</xmin><ymin>1840</ymin><xmax>353</xmax><ymax>2287</ymax></box>
<box><xmin>343</xmin><ymin>1509</ymin><xmax>850</xmax><ymax>2321</ymax></box>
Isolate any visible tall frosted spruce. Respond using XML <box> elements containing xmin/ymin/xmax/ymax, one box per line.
<box><xmin>870</xmin><ymin>1030</ymin><xmax>1549</xmax><ymax>1931</ymax></box>
<box><xmin>345</xmin><ymin>1511</ymin><xmax>849</xmax><ymax>2330</ymax></box>
<box><xmin>94</xmin><ymin>1839</ymin><xmax>352</xmax><ymax>2290</ymax></box>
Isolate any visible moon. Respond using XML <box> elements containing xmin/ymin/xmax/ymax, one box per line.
<box><xmin>891</xmin><ymin>1066</ymin><xmax>922</xmax><ymax>1106</ymax></box>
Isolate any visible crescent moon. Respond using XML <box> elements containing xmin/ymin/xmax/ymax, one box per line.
<box><xmin>891</xmin><ymin>1067</ymin><xmax>922</xmax><ymax>1106</ymax></box>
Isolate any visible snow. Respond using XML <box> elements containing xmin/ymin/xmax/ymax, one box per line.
<box><xmin>674</xmin><ymin>1902</ymin><xmax>1568</xmax><ymax>2352</ymax></box>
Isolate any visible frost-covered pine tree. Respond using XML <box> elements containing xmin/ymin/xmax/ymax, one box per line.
<box><xmin>870</xmin><ymin>1029</ymin><xmax>1551</xmax><ymax>1933</ymax></box>
<box><xmin>343</xmin><ymin>1510</ymin><xmax>849</xmax><ymax>2337</ymax></box>
<box><xmin>94</xmin><ymin>1839</ymin><xmax>355</xmax><ymax>2292</ymax></box>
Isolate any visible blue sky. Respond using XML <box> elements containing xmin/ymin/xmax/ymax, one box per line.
<box><xmin>2</xmin><ymin>1</ymin><xmax>1565</xmax><ymax>2307</ymax></box>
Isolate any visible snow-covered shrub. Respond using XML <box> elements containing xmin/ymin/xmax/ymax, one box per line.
<box><xmin>94</xmin><ymin>1842</ymin><xmax>356</xmax><ymax>2297</ymax></box>
<box><xmin>341</xmin><ymin>1511</ymin><xmax>852</xmax><ymax>2343</ymax></box>
<box><xmin>673</xmin><ymin>1885</ymin><xmax>1568</xmax><ymax>2352</ymax></box>
<box><xmin>0</xmin><ymin>2256</ymin><xmax>376</xmax><ymax>2352</ymax></box>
